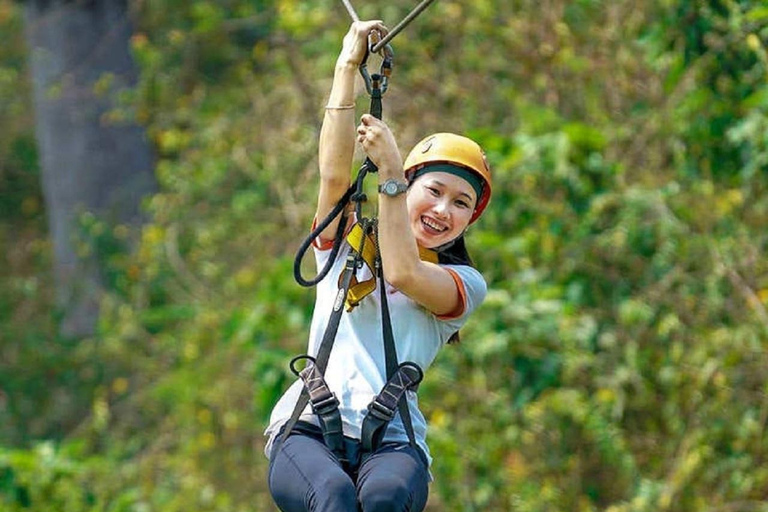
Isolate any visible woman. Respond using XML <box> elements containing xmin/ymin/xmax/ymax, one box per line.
<box><xmin>264</xmin><ymin>20</ymin><xmax>491</xmax><ymax>512</ymax></box>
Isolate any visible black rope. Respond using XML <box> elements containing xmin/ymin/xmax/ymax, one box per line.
<box><xmin>293</xmin><ymin>186</ymin><xmax>353</xmax><ymax>287</ymax></box>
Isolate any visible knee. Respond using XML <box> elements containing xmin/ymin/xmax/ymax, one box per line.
<box><xmin>311</xmin><ymin>473</ymin><xmax>357</xmax><ymax>510</ymax></box>
<box><xmin>358</xmin><ymin>478</ymin><xmax>413</xmax><ymax>512</ymax></box>
<box><xmin>269</xmin><ymin>444</ymin><xmax>356</xmax><ymax>511</ymax></box>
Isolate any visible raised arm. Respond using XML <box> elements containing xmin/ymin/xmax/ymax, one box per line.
<box><xmin>356</xmin><ymin>115</ymin><xmax>466</xmax><ymax>316</ymax></box>
<box><xmin>316</xmin><ymin>21</ymin><xmax>387</xmax><ymax>242</ymax></box>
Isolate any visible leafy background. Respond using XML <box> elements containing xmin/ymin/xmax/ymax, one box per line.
<box><xmin>2</xmin><ymin>0</ymin><xmax>768</xmax><ymax>510</ymax></box>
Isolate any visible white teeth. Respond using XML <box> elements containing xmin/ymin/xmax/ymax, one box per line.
<box><xmin>422</xmin><ymin>216</ymin><xmax>446</xmax><ymax>232</ymax></box>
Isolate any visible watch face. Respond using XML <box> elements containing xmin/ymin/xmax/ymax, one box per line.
<box><xmin>381</xmin><ymin>179</ymin><xmax>406</xmax><ymax>196</ymax></box>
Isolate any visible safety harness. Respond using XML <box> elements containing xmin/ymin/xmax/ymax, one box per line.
<box><xmin>279</xmin><ymin>0</ymin><xmax>438</xmax><ymax>474</ymax></box>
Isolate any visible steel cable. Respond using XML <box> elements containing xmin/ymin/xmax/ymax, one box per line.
<box><xmin>340</xmin><ymin>0</ymin><xmax>438</xmax><ymax>53</ymax></box>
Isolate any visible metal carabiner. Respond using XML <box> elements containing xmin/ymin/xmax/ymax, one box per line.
<box><xmin>359</xmin><ymin>29</ymin><xmax>394</xmax><ymax>98</ymax></box>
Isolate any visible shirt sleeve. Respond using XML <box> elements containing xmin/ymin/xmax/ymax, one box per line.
<box><xmin>310</xmin><ymin>214</ymin><xmax>357</xmax><ymax>250</ymax></box>
<box><xmin>311</xmin><ymin>217</ymin><xmax>362</xmax><ymax>285</ymax></box>
<box><xmin>436</xmin><ymin>264</ymin><xmax>487</xmax><ymax>333</ymax></box>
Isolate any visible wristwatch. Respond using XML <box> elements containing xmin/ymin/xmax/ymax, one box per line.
<box><xmin>378</xmin><ymin>178</ymin><xmax>409</xmax><ymax>197</ymax></box>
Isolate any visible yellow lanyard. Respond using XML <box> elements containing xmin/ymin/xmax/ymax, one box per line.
<box><xmin>342</xmin><ymin>222</ymin><xmax>438</xmax><ymax>311</ymax></box>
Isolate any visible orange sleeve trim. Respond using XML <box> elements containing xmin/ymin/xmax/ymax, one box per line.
<box><xmin>310</xmin><ymin>214</ymin><xmax>356</xmax><ymax>251</ymax></box>
<box><xmin>437</xmin><ymin>268</ymin><xmax>467</xmax><ymax>321</ymax></box>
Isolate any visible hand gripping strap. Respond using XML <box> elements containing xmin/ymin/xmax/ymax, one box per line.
<box><xmin>361</xmin><ymin>362</ymin><xmax>423</xmax><ymax>453</ymax></box>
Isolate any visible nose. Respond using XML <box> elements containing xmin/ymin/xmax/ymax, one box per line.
<box><xmin>432</xmin><ymin>198</ymin><xmax>450</xmax><ymax>219</ymax></box>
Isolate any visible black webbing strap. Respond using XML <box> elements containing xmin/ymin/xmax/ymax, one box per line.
<box><xmin>361</xmin><ymin>362</ymin><xmax>423</xmax><ymax>452</ymax></box>
<box><xmin>359</xmin><ymin>251</ymin><xmax>422</xmax><ymax>453</ymax></box>
<box><xmin>278</xmin><ymin>248</ymin><xmax>362</xmax><ymax>454</ymax></box>
<box><xmin>291</xmin><ymin>356</ymin><xmax>348</xmax><ymax>465</ymax></box>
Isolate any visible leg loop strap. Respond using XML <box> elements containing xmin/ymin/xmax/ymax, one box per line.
<box><xmin>290</xmin><ymin>355</ymin><xmax>348</xmax><ymax>466</ymax></box>
<box><xmin>360</xmin><ymin>362</ymin><xmax>423</xmax><ymax>453</ymax></box>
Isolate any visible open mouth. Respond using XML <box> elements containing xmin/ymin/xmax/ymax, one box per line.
<box><xmin>421</xmin><ymin>216</ymin><xmax>448</xmax><ymax>234</ymax></box>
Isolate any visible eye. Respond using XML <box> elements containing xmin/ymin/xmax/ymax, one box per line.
<box><xmin>455</xmin><ymin>199</ymin><xmax>471</xmax><ymax>209</ymax></box>
<box><xmin>426</xmin><ymin>186</ymin><xmax>440</xmax><ymax>196</ymax></box>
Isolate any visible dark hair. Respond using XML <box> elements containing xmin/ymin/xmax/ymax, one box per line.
<box><xmin>436</xmin><ymin>235</ymin><xmax>473</xmax><ymax>267</ymax></box>
<box><xmin>436</xmin><ymin>235</ymin><xmax>474</xmax><ymax>344</ymax></box>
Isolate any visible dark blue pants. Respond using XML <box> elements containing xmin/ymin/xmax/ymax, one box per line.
<box><xmin>268</xmin><ymin>422</ymin><xmax>429</xmax><ymax>512</ymax></box>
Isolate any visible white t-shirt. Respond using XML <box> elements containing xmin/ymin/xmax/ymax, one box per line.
<box><xmin>264</xmin><ymin>237</ymin><xmax>487</xmax><ymax>467</ymax></box>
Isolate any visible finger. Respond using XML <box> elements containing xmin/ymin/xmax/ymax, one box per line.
<box><xmin>354</xmin><ymin>20</ymin><xmax>384</xmax><ymax>34</ymax></box>
<box><xmin>369</xmin><ymin>23</ymin><xmax>389</xmax><ymax>43</ymax></box>
<box><xmin>360</xmin><ymin>113</ymin><xmax>379</xmax><ymax>125</ymax></box>
<box><xmin>368</xmin><ymin>23</ymin><xmax>389</xmax><ymax>41</ymax></box>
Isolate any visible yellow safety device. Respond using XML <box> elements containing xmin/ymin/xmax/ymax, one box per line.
<box><xmin>343</xmin><ymin>222</ymin><xmax>438</xmax><ymax>311</ymax></box>
<box><xmin>403</xmin><ymin>133</ymin><xmax>492</xmax><ymax>224</ymax></box>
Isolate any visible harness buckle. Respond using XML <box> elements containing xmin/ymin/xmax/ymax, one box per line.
<box><xmin>345</xmin><ymin>251</ymin><xmax>358</xmax><ymax>270</ymax></box>
<box><xmin>367</xmin><ymin>399</ymin><xmax>396</xmax><ymax>422</ymax></box>
<box><xmin>312</xmin><ymin>391</ymin><xmax>340</xmax><ymax>415</ymax></box>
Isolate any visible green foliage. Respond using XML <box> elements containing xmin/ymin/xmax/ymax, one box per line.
<box><xmin>0</xmin><ymin>443</ymin><xmax>100</xmax><ymax>512</ymax></box>
<box><xmin>2</xmin><ymin>0</ymin><xmax>768</xmax><ymax>511</ymax></box>
<box><xmin>0</xmin><ymin>0</ymin><xmax>39</xmax><ymax>224</ymax></box>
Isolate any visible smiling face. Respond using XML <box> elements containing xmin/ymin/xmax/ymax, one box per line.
<box><xmin>406</xmin><ymin>171</ymin><xmax>478</xmax><ymax>249</ymax></box>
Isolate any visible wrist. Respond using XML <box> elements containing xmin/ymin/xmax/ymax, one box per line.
<box><xmin>378</xmin><ymin>178</ymin><xmax>409</xmax><ymax>197</ymax></box>
<box><xmin>328</xmin><ymin>65</ymin><xmax>357</xmax><ymax>107</ymax></box>
<box><xmin>377</xmin><ymin>162</ymin><xmax>405</xmax><ymax>180</ymax></box>
<box><xmin>335</xmin><ymin>59</ymin><xmax>359</xmax><ymax>72</ymax></box>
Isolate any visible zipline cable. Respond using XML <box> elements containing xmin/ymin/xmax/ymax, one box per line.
<box><xmin>340</xmin><ymin>0</ymin><xmax>438</xmax><ymax>53</ymax></box>
<box><xmin>341</xmin><ymin>0</ymin><xmax>361</xmax><ymax>22</ymax></box>
<box><xmin>371</xmin><ymin>0</ymin><xmax>437</xmax><ymax>53</ymax></box>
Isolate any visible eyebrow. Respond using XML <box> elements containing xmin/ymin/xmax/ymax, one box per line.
<box><xmin>430</xmin><ymin>179</ymin><xmax>475</xmax><ymax>202</ymax></box>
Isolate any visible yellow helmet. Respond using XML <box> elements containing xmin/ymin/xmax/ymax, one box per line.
<box><xmin>403</xmin><ymin>133</ymin><xmax>492</xmax><ymax>224</ymax></box>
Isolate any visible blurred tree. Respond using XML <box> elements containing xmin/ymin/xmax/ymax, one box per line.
<box><xmin>23</xmin><ymin>0</ymin><xmax>155</xmax><ymax>337</ymax></box>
